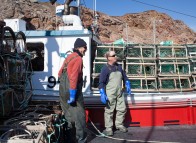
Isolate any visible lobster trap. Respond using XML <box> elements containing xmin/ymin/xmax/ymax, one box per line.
<box><xmin>6</xmin><ymin>58</ymin><xmax>26</xmax><ymax>84</ymax></box>
<box><xmin>128</xmin><ymin>77</ymin><xmax>157</xmax><ymax>92</ymax></box>
<box><xmin>92</xmin><ymin>57</ymin><xmax>107</xmax><ymax>76</ymax></box>
<box><xmin>158</xmin><ymin>60</ymin><xmax>191</xmax><ymax>76</ymax></box>
<box><xmin>157</xmin><ymin>45</ymin><xmax>188</xmax><ymax>59</ymax></box>
<box><xmin>0</xmin><ymin>26</ymin><xmax>16</xmax><ymax>53</ymax></box>
<box><xmin>126</xmin><ymin>59</ymin><xmax>156</xmax><ymax>77</ymax></box>
<box><xmin>0</xmin><ymin>21</ymin><xmax>33</xmax><ymax>116</ymax></box>
<box><xmin>126</xmin><ymin>45</ymin><xmax>156</xmax><ymax>59</ymax></box>
<box><xmin>190</xmin><ymin>62</ymin><xmax>196</xmax><ymax>74</ymax></box>
<box><xmin>187</xmin><ymin>45</ymin><xmax>196</xmax><ymax>74</ymax></box>
<box><xmin>96</xmin><ymin>45</ymin><xmax>125</xmax><ymax>58</ymax></box>
<box><xmin>192</xmin><ymin>75</ymin><xmax>196</xmax><ymax>90</ymax></box>
<box><xmin>187</xmin><ymin>44</ymin><xmax>196</xmax><ymax>62</ymax></box>
<box><xmin>92</xmin><ymin>58</ymin><xmax>124</xmax><ymax>89</ymax></box>
<box><xmin>158</xmin><ymin>77</ymin><xmax>192</xmax><ymax>92</ymax></box>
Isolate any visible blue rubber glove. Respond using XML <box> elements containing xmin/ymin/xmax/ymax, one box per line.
<box><xmin>67</xmin><ymin>89</ymin><xmax>77</xmax><ymax>104</ymax></box>
<box><xmin>126</xmin><ymin>80</ymin><xmax>131</xmax><ymax>95</ymax></box>
<box><xmin>99</xmin><ymin>88</ymin><xmax>108</xmax><ymax>104</ymax></box>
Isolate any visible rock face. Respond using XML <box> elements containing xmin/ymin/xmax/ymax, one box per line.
<box><xmin>0</xmin><ymin>0</ymin><xmax>195</xmax><ymax>44</ymax></box>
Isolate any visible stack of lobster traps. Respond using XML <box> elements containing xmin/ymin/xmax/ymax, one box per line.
<box><xmin>126</xmin><ymin>45</ymin><xmax>157</xmax><ymax>92</ymax></box>
<box><xmin>0</xmin><ymin>21</ymin><xmax>33</xmax><ymax>117</ymax></box>
<box><xmin>187</xmin><ymin>44</ymin><xmax>196</xmax><ymax>90</ymax></box>
<box><xmin>157</xmin><ymin>45</ymin><xmax>192</xmax><ymax>92</ymax></box>
<box><xmin>91</xmin><ymin>44</ymin><xmax>124</xmax><ymax>89</ymax></box>
<box><xmin>91</xmin><ymin>43</ymin><xmax>196</xmax><ymax>92</ymax></box>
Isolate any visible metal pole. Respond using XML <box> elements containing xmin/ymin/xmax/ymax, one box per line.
<box><xmin>95</xmin><ymin>0</ymin><xmax>97</xmax><ymax>14</ymax></box>
<box><xmin>153</xmin><ymin>19</ymin><xmax>156</xmax><ymax>44</ymax></box>
<box><xmin>77</xmin><ymin>0</ymin><xmax>80</xmax><ymax>16</ymax></box>
<box><xmin>126</xmin><ymin>23</ymin><xmax>128</xmax><ymax>45</ymax></box>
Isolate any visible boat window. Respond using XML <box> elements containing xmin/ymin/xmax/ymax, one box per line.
<box><xmin>26</xmin><ymin>42</ymin><xmax>44</xmax><ymax>71</ymax></box>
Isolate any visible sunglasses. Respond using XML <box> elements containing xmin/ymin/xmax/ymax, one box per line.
<box><xmin>109</xmin><ymin>54</ymin><xmax>116</xmax><ymax>57</ymax></box>
<box><xmin>83</xmin><ymin>46</ymin><xmax>87</xmax><ymax>51</ymax></box>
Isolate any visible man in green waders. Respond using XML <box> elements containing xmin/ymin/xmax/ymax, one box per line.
<box><xmin>58</xmin><ymin>38</ymin><xmax>87</xmax><ymax>143</ymax></box>
<box><xmin>99</xmin><ymin>50</ymin><xmax>131</xmax><ymax>136</ymax></box>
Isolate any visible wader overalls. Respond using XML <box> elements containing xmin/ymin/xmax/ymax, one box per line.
<box><xmin>105</xmin><ymin>66</ymin><xmax>127</xmax><ymax>130</ymax></box>
<box><xmin>59</xmin><ymin>55</ymin><xmax>87</xmax><ymax>143</ymax></box>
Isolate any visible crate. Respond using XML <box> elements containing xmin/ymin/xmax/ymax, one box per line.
<box><xmin>128</xmin><ymin>77</ymin><xmax>157</xmax><ymax>92</ymax></box>
<box><xmin>158</xmin><ymin>77</ymin><xmax>192</xmax><ymax>92</ymax></box>
<box><xmin>158</xmin><ymin>60</ymin><xmax>191</xmax><ymax>76</ymax></box>
<box><xmin>0</xmin><ymin>125</ymin><xmax>46</xmax><ymax>143</ymax></box>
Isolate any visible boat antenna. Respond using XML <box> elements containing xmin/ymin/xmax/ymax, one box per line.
<box><xmin>77</xmin><ymin>0</ymin><xmax>80</xmax><ymax>16</ymax></box>
<box><xmin>92</xmin><ymin>0</ymin><xmax>99</xmax><ymax>35</ymax></box>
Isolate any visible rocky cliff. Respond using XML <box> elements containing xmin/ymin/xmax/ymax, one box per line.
<box><xmin>0</xmin><ymin>0</ymin><xmax>195</xmax><ymax>44</ymax></box>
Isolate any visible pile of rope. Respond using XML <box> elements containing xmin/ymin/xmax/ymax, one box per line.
<box><xmin>0</xmin><ymin>105</ymin><xmax>69</xmax><ymax>143</ymax></box>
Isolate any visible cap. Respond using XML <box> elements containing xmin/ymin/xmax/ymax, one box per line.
<box><xmin>74</xmin><ymin>38</ymin><xmax>87</xmax><ymax>49</ymax></box>
<box><xmin>105</xmin><ymin>51</ymin><xmax>116</xmax><ymax>58</ymax></box>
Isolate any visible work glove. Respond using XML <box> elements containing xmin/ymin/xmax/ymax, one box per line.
<box><xmin>67</xmin><ymin>89</ymin><xmax>77</xmax><ymax>104</ymax></box>
<box><xmin>99</xmin><ymin>88</ymin><xmax>108</xmax><ymax>104</ymax></box>
<box><xmin>125</xmin><ymin>80</ymin><xmax>131</xmax><ymax>95</ymax></box>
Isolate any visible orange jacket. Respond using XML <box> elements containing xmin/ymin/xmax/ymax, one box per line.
<box><xmin>58</xmin><ymin>52</ymin><xmax>83</xmax><ymax>89</ymax></box>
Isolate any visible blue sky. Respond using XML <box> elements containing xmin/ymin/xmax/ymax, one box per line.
<box><xmin>40</xmin><ymin>0</ymin><xmax>196</xmax><ymax>31</ymax></box>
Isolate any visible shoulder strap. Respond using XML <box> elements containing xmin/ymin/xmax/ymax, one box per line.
<box><xmin>63</xmin><ymin>55</ymin><xmax>79</xmax><ymax>71</ymax></box>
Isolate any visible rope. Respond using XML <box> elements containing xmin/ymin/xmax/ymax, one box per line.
<box><xmin>173</xmin><ymin>44</ymin><xmax>183</xmax><ymax>92</ymax></box>
<box><xmin>87</xmin><ymin>116</ymin><xmax>180</xmax><ymax>143</ymax></box>
<box><xmin>0</xmin><ymin>128</ymin><xmax>31</xmax><ymax>140</ymax></box>
<box><xmin>139</xmin><ymin>44</ymin><xmax>149</xmax><ymax>93</ymax></box>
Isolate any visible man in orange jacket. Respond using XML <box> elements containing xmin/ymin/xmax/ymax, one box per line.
<box><xmin>59</xmin><ymin>38</ymin><xmax>87</xmax><ymax>143</ymax></box>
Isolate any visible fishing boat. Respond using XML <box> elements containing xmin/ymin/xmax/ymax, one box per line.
<box><xmin>1</xmin><ymin>0</ymin><xmax>196</xmax><ymax>130</ymax></box>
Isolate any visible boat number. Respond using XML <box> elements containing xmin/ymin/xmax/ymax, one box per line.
<box><xmin>47</xmin><ymin>76</ymin><xmax>60</xmax><ymax>88</ymax></box>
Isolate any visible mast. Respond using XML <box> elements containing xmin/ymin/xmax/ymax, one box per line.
<box><xmin>92</xmin><ymin>0</ymin><xmax>99</xmax><ymax>35</ymax></box>
<box><xmin>77</xmin><ymin>0</ymin><xmax>80</xmax><ymax>16</ymax></box>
